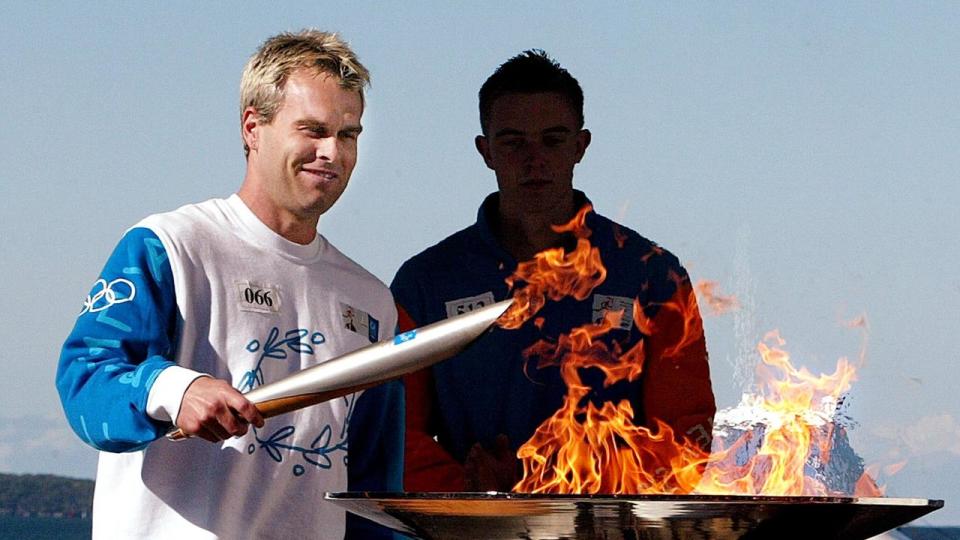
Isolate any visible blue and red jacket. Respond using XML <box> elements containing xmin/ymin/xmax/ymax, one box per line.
<box><xmin>391</xmin><ymin>191</ymin><xmax>716</xmax><ymax>491</ymax></box>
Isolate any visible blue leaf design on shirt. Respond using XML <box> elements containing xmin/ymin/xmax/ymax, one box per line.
<box><xmin>240</xmin><ymin>325</ymin><xmax>356</xmax><ymax>476</ymax></box>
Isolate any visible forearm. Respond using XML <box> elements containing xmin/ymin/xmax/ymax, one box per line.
<box><xmin>57</xmin><ymin>347</ymin><xmax>174</xmax><ymax>452</ymax></box>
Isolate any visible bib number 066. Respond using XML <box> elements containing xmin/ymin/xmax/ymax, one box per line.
<box><xmin>236</xmin><ymin>282</ymin><xmax>280</xmax><ymax>313</ymax></box>
<box><xmin>243</xmin><ymin>287</ymin><xmax>273</xmax><ymax>307</ymax></box>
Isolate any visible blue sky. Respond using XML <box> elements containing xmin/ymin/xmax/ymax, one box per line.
<box><xmin>1</xmin><ymin>1</ymin><xmax>957</xmax><ymax>526</ymax></box>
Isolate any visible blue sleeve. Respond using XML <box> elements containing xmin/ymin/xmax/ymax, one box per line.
<box><xmin>55</xmin><ymin>227</ymin><xmax>179</xmax><ymax>453</ymax></box>
<box><xmin>345</xmin><ymin>379</ymin><xmax>407</xmax><ymax>540</ymax></box>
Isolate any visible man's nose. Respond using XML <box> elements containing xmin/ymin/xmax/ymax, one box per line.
<box><xmin>316</xmin><ymin>136</ymin><xmax>339</xmax><ymax>161</ymax></box>
<box><xmin>523</xmin><ymin>143</ymin><xmax>547</xmax><ymax>165</ymax></box>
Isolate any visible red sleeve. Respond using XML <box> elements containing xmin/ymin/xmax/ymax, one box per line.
<box><xmin>641</xmin><ymin>279</ymin><xmax>716</xmax><ymax>453</ymax></box>
<box><xmin>398</xmin><ymin>304</ymin><xmax>467</xmax><ymax>491</ymax></box>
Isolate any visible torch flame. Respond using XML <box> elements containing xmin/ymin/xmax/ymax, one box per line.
<box><xmin>498</xmin><ymin>205</ymin><xmax>605</xmax><ymax>330</ymax></box>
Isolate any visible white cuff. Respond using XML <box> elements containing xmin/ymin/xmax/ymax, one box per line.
<box><xmin>146</xmin><ymin>366</ymin><xmax>208</xmax><ymax>424</ymax></box>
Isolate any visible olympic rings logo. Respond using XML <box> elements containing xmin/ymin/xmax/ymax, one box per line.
<box><xmin>80</xmin><ymin>277</ymin><xmax>137</xmax><ymax>315</ymax></box>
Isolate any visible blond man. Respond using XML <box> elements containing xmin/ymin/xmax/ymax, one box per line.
<box><xmin>57</xmin><ymin>30</ymin><xmax>401</xmax><ymax>539</ymax></box>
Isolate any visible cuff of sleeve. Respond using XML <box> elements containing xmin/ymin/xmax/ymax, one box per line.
<box><xmin>146</xmin><ymin>366</ymin><xmax>208</xmax><ymax>423</ymax></box>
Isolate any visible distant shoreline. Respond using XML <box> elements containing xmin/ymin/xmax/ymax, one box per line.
<box><xmin>0</xmin><ymin>473</ymin><xmax>94</xmax><ymax>518</ymax></box>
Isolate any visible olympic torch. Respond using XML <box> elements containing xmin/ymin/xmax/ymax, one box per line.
<box><xmin>167</xmin><ymin>299</ymin><xmax>512</xmax><ymax>440</ymax></box>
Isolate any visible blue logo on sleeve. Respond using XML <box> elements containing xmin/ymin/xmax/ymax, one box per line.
<box><xmin>394</xmin><ymin>330</ymin><xmax>417</xmax><ymax>345</ymax></box>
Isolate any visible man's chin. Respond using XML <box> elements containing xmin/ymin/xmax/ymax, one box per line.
<box><xmin>302</xmin><ymin>203</ymin><xmax>332</xmax><ymax>220</ymax></box>
<box><xmin>298</xmin><ymin>187</ymin><xmax>346</xmax><ymax>216</ymax></box>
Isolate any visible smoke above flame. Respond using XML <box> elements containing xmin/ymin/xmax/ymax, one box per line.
<box><xmin>497</xmin><ymin>207</ymin><xmax>891</xmax><ymax>496</ymax></box>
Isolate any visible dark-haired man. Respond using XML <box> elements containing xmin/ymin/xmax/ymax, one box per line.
<box><xmin>391</xmin><ymin>51</ymin><xmax>716</xmax><ymax>491</ymax></box>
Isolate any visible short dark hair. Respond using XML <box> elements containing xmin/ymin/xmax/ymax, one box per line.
<box><xmin>478</xmin><ymin>49</ymin><xmax>585</xmax><ymax>135</ymax></box>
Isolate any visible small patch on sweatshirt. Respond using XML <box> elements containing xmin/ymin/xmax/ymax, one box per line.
<box><xmin>340</xmin><ymin>302</ymin><xmax>379</xmax><ymax>343</ymax></box>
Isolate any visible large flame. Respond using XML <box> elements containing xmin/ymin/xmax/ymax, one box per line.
<box><xmin>500</xmin><ymin>208</ymin><xmax>888</xmax><ymax>497</ymax></box>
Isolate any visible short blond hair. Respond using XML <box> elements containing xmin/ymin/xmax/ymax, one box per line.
<box><xmin>240</xmin><ymin>30</ymin><xmax>370</xmax><ymax>155</ymax></box>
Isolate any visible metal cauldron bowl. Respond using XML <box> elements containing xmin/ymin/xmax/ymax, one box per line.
<box><xmin>326</xmin><ymin>492</ymin><xmax>943</xmax><ymax>540</ymax></box>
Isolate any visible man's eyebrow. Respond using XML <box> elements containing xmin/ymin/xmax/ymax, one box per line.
<box><xmin>493</xmin><ymin>126</ymin><xmax>572</xmax><ymax>138</ymax></box>
<box><xmin>493</xmin><ymin>128</ymin><xmax>525</xmax><ymax>138</ymax></box>
<box><xmin>295</xmin><ymin>120</ymin><xmax>362</xmax><ymax>134</ymax></box>
<box><xmin>295</xmin><ymin>119</ymin><xmax>326</xmax><ymax>130</ymax></box>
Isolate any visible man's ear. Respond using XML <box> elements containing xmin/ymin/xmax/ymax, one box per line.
<box><xmin>241</xmin><ymin>107</ymin><xmax>262</xmax><ymax>154</ymax></box>
<box><xmin>475</xmin><ymin>135</ymin><xmax>495</xmax><ymax>170</ymax></box>
<box><xmin>574</xmin><ymin>129</ymin><xmax>592</xmax><ymax>163</ymax></box>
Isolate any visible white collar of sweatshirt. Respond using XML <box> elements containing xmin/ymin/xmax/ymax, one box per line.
<box><xmin>225</xmin><ymin>194</ymin><xmax>323</xmax><ymax>263</ymax></box>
